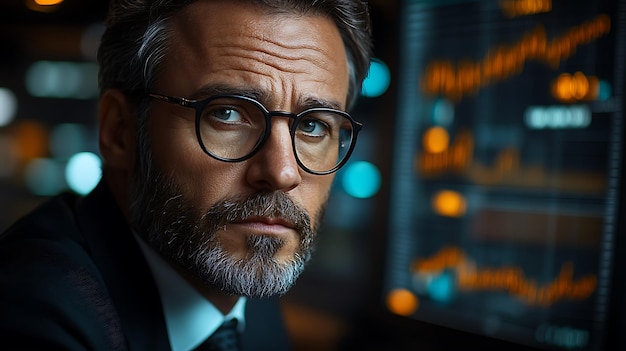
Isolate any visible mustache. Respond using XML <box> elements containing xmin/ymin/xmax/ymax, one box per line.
<box><xmin>201</xmin><ymin>191</ymin><xmax>312</xmax><ymax>235</ymax></box>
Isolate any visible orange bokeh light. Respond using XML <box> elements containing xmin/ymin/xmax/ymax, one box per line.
<box><xmin>423</xmin><ymin>126</ymin><xmax>450</xmax><ymax>154</ymax></box>
<box><xmin>13</xmin><ymin>120</ymin><xmax>48</xmax><ymax>161</ymax></box>
<box><xmin>432</xmin><ymin>190</ymin><xmax>467</xmax><ymax>217</ymax></box>
<box><xmin>552</xmin><ymin>71</ymin><xmax>598</xmax><ymax>102</ymax></box>
<box><xmin>34</xmin><ymin>0</ymin><xmax>63</xmax><ymax>5</ymax></box>
<box><xmin>386</xmin><ymin>288</ymin><xmax>419</xmax><ymax>316</ymax></box>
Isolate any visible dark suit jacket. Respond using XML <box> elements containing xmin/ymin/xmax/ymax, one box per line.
<box><xmin>0</xmin><ymin>181</ymin><xmax>291</xmax><ymax>350</ymax></box>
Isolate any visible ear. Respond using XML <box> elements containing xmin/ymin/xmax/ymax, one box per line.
<box><xmin>98</xmin><ymin>89</ymin><xmax>137</xmax><ymax>171</ymax></box>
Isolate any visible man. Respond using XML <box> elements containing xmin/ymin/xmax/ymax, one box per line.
<box><xmin>0</xmin><ymin>0</ymin><xmax>372</xmax><ymax>350</ymax></box>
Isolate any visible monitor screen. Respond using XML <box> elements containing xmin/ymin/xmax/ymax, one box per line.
<box><xmin>381</xmin><ymin>0</ymin><xmax>625</xmax><ymax>350</ymax></box>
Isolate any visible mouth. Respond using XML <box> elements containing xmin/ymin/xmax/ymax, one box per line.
<box><xmin>230</xmin><ymin>216</ymin><xmax>297</xmax><ymax>236</ymax></box>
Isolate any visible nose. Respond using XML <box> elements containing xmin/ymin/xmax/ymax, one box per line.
<box><xmin>245</xmin><ymin>119</ymin><xmax>302</xmax><ymax>192</ymax></box>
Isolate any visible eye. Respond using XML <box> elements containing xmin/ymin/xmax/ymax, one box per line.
<box><xmin>298</xmin><ymin>117</ymin><xmax>330</xmax><ymax>137</ymax></box>
<box><xmin>208</xmin><ymin>107</ymin><xmax>245</xmax><ymax>123</ymax></box>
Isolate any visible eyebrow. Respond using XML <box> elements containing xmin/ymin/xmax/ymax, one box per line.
<box><xmin>190</xmin><ymin>83</ymin><xmax>345</xmax><ymax>112</ymax></box>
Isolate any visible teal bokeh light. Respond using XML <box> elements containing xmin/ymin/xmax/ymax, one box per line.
<box><xmin>66</xmin><ymin>152</ymin><xmax>102</xmax><ymax>195</ymax></box>
<box><xmin>428</xmin><ymin>271</ymin><xmax>455</xmax><ymax>303</ymax></box>
<box><xmin>341</xmin><ymin>161</ymin><xmax>381</xmax><ymax>199</ymax></box>
<box><xmin>25</xmin><ymin>61</ymin><xmax>98</xmax><ymax>99</ymax></box>
<box><xmin>598</xmin><ymin>80</ymin><xmax>611</xmax><ymax>101</ymax></box>
<box><xmin>361</xmin><ymin>59</ymin><xmax>391</xmax><ymax>98</ymax></box>
<box><xmin>25</xmin><ymin>158</ymin><xmax>65</xmax><ymax>196</ymax></box>
<box><xmin>50</xmin><ymin>123</ymin><xmax>87</xmax><ymax>159</ymax></box>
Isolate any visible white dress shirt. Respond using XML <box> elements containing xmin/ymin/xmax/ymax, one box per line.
<box><xmin>134</xmin><ymin>234</ymin><xmax>246</xmax><ymax>351</ymax></box>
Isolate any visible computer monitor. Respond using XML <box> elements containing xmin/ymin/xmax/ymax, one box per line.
<box><xmin>379</xmin><ymin>0</ymin><xmax>626</xmax><ymax>349</ymax></box>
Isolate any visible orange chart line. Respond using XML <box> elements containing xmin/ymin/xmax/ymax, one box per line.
<box><xmin>420</xmin><ymin>14</ymin><xmax>611</xmax><ymax>102</ymax></box>
<box><xmin>412</xmin><ymin>247</ymin><xmax>597</xmax><ymax>307</ymax></box>
<box><xmin>415</xmin><ymin>129</ymin><xmax>607</xmax><ymax>194</ymax></box>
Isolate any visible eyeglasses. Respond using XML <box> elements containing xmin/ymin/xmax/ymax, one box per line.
<box><xmin>147</xmin><ymin>93</ymin><xmax>362</xmax><ymax>175</ymax></box>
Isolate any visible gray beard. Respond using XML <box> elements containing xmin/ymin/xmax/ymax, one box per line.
<box><xmin>128</xmin><ymin>159</ymin><xmax>324</xmax><ymax>298</ymax></box>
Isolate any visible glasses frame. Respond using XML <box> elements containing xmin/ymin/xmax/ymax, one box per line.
<box><xmin>148</xmin><ymin>92</ymin><xmax>363</xmax><ymax>175</ymax></box>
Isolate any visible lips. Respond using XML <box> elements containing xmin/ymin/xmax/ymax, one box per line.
<box><xmin>231</xmin><ymin>216</ymin><xmax>297</xmax><ymax>235</ymax></box>
<box><xmin>242</xmin><ymin>216</ymin><xmax>295</xmax><ymax>228</ymax></box>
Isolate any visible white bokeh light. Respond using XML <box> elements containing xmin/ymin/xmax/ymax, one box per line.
<box><xmin>65</xmin><ymin>152</ymin><xmax>102</xmax><ymax>195</ymax></box>
<box><xmin>0</xmin><ymin>87</ymin><xmax>18</xmax><ymax>127</ymax></box>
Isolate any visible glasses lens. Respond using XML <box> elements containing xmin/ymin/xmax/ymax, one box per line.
<box><xmin>197</xmin><ymin>97</ymin><xmax>266</xmax><ymax>160</ymax></box>
<box><xmin>294</xmin><ymin>110</ymin><xmax>355</xmax><ymax>173</ymax></box>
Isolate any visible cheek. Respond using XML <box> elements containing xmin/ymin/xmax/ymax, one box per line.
<box><xmin>177</xmin><ymin>164</ymin><xmax>245</xmax><ymax>211</ymax></box>
<box><xmin>148</xmin><ymin>116</ymin><xmax>198</xmax><ymax>172</ymax></box>
<box><xmin>148</xmin><ymin>121</ymin><xmax>243</xmax><ymax>208</ymax></box>
<box><xmin>297</xmin><ymin>175</ymin><xmax>334</xmax><ymax>223</ymax></box>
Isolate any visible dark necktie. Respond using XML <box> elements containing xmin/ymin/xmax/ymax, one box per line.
<box><xmin>195</xmin><ymin>319</ymin><xmax>241</xmax><ymax>351</ymax></box>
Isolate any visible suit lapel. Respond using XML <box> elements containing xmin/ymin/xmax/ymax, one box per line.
<box><xmin>75</xmin><ymin>181</ymin><xmax>171</xmax><ymax>350</ymax></box>
<box><xmin>75</xmin><ymin>182</ymin><xmax>292</xmax><ymax>350</ymax></box>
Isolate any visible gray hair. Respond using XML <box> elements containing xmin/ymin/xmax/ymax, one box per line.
<box><xmin>97</xmin><ymin>0</ymin><xmax>373</xmax><ymax>111</ymax></box>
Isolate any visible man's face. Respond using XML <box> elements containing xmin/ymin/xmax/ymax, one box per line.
<box><xmin>129</xmin><ymin>1</ymin><xmax>350</xmax><ymax>297</ymax></box>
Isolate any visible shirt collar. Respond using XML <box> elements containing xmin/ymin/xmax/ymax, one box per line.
<box><xmin>133</xmin><ymin>233</ymin><xmax>246</xmax><ymax>351</ymax></box>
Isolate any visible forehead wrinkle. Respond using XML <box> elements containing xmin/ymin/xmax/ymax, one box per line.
<box><xmin>213</xmin><ymin>40</ymin><xmax>337</xmax><ymax>78</ymax></box>
<box><xmin>210</xmin><ymin>45</ymin><xmax>342</xmax><ymax>103</ymax></box>
<box><xmin>250</xmin><ymin>31</ymin><xmax>334</xmax><ymax>62</ymax></box>
<box><xmin>217</xmin><ymin>57</ymin><xmax>336</xmax><ymax>97</ymax></box>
